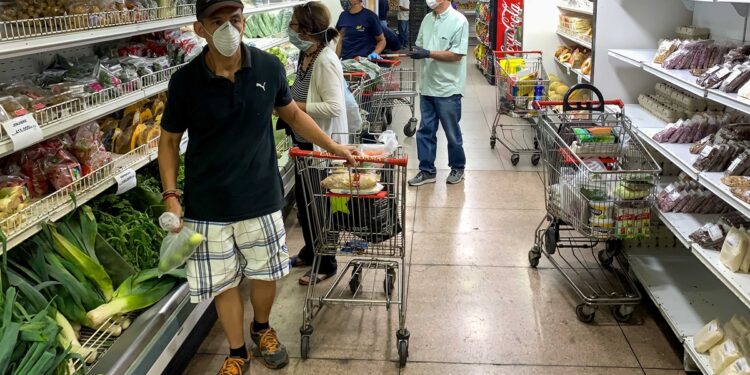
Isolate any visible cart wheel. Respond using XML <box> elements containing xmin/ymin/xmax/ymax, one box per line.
<box><xmin>385</xmin><ymin>107</ymin><xmax>393</xmax><ymax>125</ymax></box>
<box><xmin>531</xmin><ymin>153</ymin><xmax>540</xmax><ymax>166</ymax></box>
<box><xmin>612</xmin><ymin>305</ymin><xmax>634</xmax><ymax>323</ymax></box>
<box><xmin>528</xmin><ymin>247</ymin><xmax>541</xmax><ymax>268</ymax></box>
<box><xmin>383</xmin><ymin>267</ymin><xmax>396</xmax><ymax>296</ymax></box>
<box><xmin>349</xmin><ymin>268</ymin><xmax>362</xmax><ymax>295</ymax></box>
<box><xmin>300</xmin><ymin>335</ymin><xmax>311</xmax><ymax>359</ymax></box>
<box><xmin>404</xmin><ymin>120</ymin><xmax>417</xmax><ymax>137</ymax></box>
<box><xmin>398</xmin><ymin>340</ymin><xmax>409</xmax><ymax>368</ymax></box>
<box><xmin>511</xmin><ymin>153</ymin><xmax>520</xmax><ymax>166</ymax></box>
<box><xmin>598</xmin><ymin>249</ymin><xmax>614</xmax><ymax>268</ymax></box>
<box><xmin>575</xmin><ymin>304</ymin><xmax>596</xmax><ymax>323</ymax></box>
<box><xmin>490</xmin><ymin>140</ymin><xmax>496</xmax><ymax>149</ymax></box>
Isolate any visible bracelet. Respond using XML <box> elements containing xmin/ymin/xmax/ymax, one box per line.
<box><xmin>161</xmin><ymin>190</ymin><xmax>182</xmax><ymax>202</ymax></box>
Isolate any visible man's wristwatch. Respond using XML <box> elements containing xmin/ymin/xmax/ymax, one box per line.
<box><xmin>161</xmin><ymin>189</ymin><xmax>183</xmax><ymax>202</ymax></box>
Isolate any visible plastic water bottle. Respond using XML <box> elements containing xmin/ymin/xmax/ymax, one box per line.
<box><xmin>159</xmin><ymin>212</ymin><xmax>181</xmax><ymax>232</ymax></box>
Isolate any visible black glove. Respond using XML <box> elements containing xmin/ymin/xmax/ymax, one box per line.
<box><xmin>409</xmin><ymin>47</ymin><xmax>431</xmax><ymax>60</ymax></box>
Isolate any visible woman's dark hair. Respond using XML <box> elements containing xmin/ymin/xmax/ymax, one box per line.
<box><xmin>293</xmin><ymin>2</ymin><xmax>339</xmax><ymax>45</ymax></box>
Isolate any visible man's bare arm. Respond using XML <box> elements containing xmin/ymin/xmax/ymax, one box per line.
<box><xmin>430</xmin><ymin>50</ymin><xmax>463</xmax><ymax>62</ymax></box>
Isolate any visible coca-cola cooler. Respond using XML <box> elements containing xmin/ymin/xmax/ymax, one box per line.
<box><xmin>475</xmin><ymin>0</ymin><xmax>524</xmax><ymax>84</ymax></box>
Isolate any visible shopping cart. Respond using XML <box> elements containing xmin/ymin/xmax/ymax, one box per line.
<box><xmin>290</xmin><ymin>146</ymin><xmax>411</xmax><ymax>367</ymax></box>
<box><xmin>529</xmin><ymin>84</ymin><xmax>661</xmax><ymax>323</ymax></box>
<box><xmin>491</xmin><ymin>50</ymin><xmax>549</xmax><ymax>166</ymax></box>
<box><xmin>343</xmin><ymin>58</ymin><xmax>419</xmax><ymax>136</ymax></box>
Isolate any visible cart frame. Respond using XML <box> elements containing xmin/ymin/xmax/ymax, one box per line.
<box><xmin>528</xmin><ymin>84</ymin><xmax>662</xmax><ymax>323</ymax></box>
<box><xmin>290</xmin><ymin>146</ymin><xmax>412</xmax><ymax>367</ymax></box>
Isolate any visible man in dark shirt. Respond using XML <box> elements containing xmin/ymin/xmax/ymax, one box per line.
<box><xmin>336</xmin><ymin>0</ymin><xmax>386</xmax><ymax>60</ymax></box>
<box><xmin>158</xmin><ymin>0</ymin><xmax>355</xmax><ymax>373</ymax></box>
<box><xmin>382</xmin><ymin>24</ymin><xmax>402</xmax><ymax>52</ymax></box>
<box><xmin>378</xmin><ymin>0</ymin><xmax>389</xmax><ymax>28</ymax></box>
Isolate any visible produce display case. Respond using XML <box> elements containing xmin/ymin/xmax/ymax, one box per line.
<box><xmin>0</xmin><ymin>1</ymin><xmax>306</xmax><ymax>374</ymax></box>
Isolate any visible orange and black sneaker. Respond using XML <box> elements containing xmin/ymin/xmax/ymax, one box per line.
<box><xmin>250</xmin><ymin>327</ymin><xmax>289</xmax><ymax>369</ymax></box>
<box><xmin>217</xmin><ymin>356</ymin><xmax>250</xmax><ymax>375</ymax></box>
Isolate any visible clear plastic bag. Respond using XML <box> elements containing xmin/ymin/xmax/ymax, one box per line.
<box><xmin>158</xmin><ymin>212</ymin><xmax>204</xmax><ymax>276</ymax></box>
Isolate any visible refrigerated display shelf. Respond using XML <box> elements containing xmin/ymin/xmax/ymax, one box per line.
<box><xmin>0</xmin><ymin>1</ymin><xmax>305</xmax><ymax>59</ymax></box>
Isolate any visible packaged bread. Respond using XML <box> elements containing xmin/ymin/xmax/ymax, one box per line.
<box><xmin>320</xmin><ymin>173</ymin><xmax>378</xmax><ymax>190</ymax></box>
<box><xmin>721</xmin><ymin>357</ymin><xmax>750</xmax><ymax>375</ymax></box>
<box><xmin>712</xmin><ymin>339</ymin><xmax>743</xmax><ymax>373</ymax></box>
<box><xmin>696</xmin><ymin>319</ymin><xmax>726</xmax><ymax>353</ymax></box>
<box><xmin>722</xmin><ymin>228</ymin><xmax>750</xmax><ymax>272</ymax></box>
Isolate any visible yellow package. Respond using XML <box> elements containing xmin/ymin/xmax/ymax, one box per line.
<box><xmin>500</xmin><ymin>58</ymin><xmax>525</xmax><ymax>75</ymax></box>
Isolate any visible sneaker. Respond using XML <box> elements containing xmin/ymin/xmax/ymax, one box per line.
<box><xmin>250</xmin><ymin>327</ymin><xmax>289</xmax><ymax>369</ymax></box>
<box><xmin>217</xmin><ymin>356</ymin><xmax>250</xmax><ymax>375</ymax></box>
<box><xmin>446</xmin><ymin>169</ymin><xmax>465</xmax><ymax>184</ymax></box>
<box><xmin>408</xmin><ymin>171</ymin><xmax>436</xmax><ymax>186</ymax></box>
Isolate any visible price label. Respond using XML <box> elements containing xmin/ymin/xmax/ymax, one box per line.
<box><xmin>700</xmin><ymin>145</ymin><xmax>714</xmax><ymax>158</ymax></box>
<box><xmin>115</xmin><ymin>168</ymin><xmax>137</xmax><ymax>195</ymax></box>
<box><xmin>179</xmin><ymin>132</ymin><xmax>189</xmax><ymax>155</ymax></box>
<box><xmin>708</xmin><ymin>224</ymin><xmax>723</xmax><ymax>242</ymax></box>
<box><xmin>2</xmin><ymin>114</ymin><xmax>43</xmax><ymax>151</ymax></box>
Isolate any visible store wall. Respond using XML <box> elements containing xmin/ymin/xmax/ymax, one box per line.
<box><xmin>594</xmin><ymin>0</ymin><xmax>691</xmax><ymax>103</ymax></box>
<box><xmin>523</xmin><ymin>0</ymin><xmax>561</xmax><ymax>83</ymax></box>
<box><xmin>692</xmin><ymin>3</ymin><xmax>747</xmax><ymax>43</ymax></box>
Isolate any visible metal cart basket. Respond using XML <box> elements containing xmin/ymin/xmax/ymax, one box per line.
<box><xmin>491</xmin><ymin>50</ymin><xmax>549</xmax><ymax>166</ymax></box>
<box><xmin>344</xmin><ymin>58</ymin><xmax>419</xmax><ymax>137</ymax></box>
<box><xmin>290</xmin><ymin>147</ymin><xmax>411</xmax><ymax>367</ymax></box>
<box><xmin>528</xmin><ymin>84</ymin><xmax>662</xmax><ymax>323</ymax></box>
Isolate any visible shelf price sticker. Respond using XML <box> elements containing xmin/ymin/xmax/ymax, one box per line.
<box><xmin>2</xmin><ymin>114</ymin><xmax>43</xmax><ymax>151</ymax></box>
<box><xmin>115</xmin><ymin>168</ymin><xmax>137</xmax><ymax>195</ymax></box>
<box><xmin>179</xmin><ymin>132</ymin><xmax>189</xmax><ymax>155</ymax></box>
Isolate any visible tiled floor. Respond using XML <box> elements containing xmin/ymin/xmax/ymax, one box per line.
<box><xmin>182</xmin><ymin>55</ymin><xmax>688</xmax><ymax>374</ymax></box>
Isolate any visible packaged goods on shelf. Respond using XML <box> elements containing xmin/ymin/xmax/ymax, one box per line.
<box><xmin>651</xmin><ymin>112</ymin><xmax>736</xmax><ymax>144</ymax></box>
<box><xmin>558</xmin><ymin>14</ymin><xmax>591</xmax><ymax>35</ymax></box>
<box><xmin>677</xmin><ymin>25</ymin><xmax>711</xmax><ymax>40</ymax></box>
<box><xmin>244</xmin><ymin>10</ymin><xmax>291</xmax><ymax>38</ymax></box>
<box><xmin>658</xmin><ymin>173</ymin><xmax>733</xmax><ymax>214</ymax></box>
<box><xmin>692</xmin><ymin>124</ymin><xmax>750</xmax><ymax>173</ymax></box>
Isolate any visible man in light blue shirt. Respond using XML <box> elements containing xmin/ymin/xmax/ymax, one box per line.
<box><xmin>407</xmin><ymin>0</ymin><xmax>469</xmax><ymax>185</ymax></box>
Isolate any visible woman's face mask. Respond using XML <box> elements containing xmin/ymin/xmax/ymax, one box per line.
<box><xmin>288</xmin><ymin>28</ymin><xmax>315</xmax><ymax>51</ymax></box>
<box><xmin>204</xmin><ymin>20</ymin><xmax>242</xmax><ymax>57</ymax></box>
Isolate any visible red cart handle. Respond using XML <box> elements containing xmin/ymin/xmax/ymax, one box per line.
<box><xmin>532</xmin><ymin>100</ymin><xmax>625</xmax><ymax>109</ymax></box>
<box><xmin>494</xmin><ymin>50</ymin><xmax>543</xmax><ymax>57</ymax></box>
<box><xmin>289</xmin><ymin>147</ymin><xmax>409</xmax><ymax>167</ymax></box>
<box><xmin>343</xmin><ymin>72</ymin><xmax>367</xmax><ymax>78</ymax></box>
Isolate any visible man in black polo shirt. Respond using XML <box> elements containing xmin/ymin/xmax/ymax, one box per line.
<box><xmin>158</xmin><ymin>0</ymin><xmax>356</xmax><ymax>373</ymax></box>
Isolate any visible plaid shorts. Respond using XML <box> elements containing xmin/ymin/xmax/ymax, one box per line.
<box><xmin>183</xmin><ymin>211</ymin><xmax>290</xmax><ymax>303</ymax></box>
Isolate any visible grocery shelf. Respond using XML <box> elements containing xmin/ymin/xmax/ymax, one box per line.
<box><xmin>625</xmin><ymin>246</ymin><xmax>747</xmax><ymax>339</ymax></box>
<box><xmin>0</xmin><ymin>139</ymin><xmax>158</xmax><ymax>255</ymax></box>
<box><xmin>246</xmin><ymin>36</ymin><xmax>290</xmax><ymax>51</ymax></box>
<box><xmin>607</xmin><ymin>48</ymin><xmax>656</xmax><ymax>68</ymax></box>
<box><xmin>623</xmin><ymin>103</ymin><xmax>672</xmax><ymax>129</ymax></box>
<box><xmin>701</xmin><ymin>171</ymin><xmax>750</xmax><ymax>219</ymax></box>
<box><xmin>474</xmin><ymin>36</ymin><xmax>490</xmax><ymax>48</ymax></box>
<box><xmin>654</xmin><ymin>209</ymin><xmax>718</xmax><ymax>249</ymax></box>
<box><xmin>556</xmin><ymin>29</ymin><xmax>592</xmax><ymax>49</ymax></box>
<box><xmin>706</xmin><ymin>89</ymin><xmax>750</xmax><ymax>115</ymax></box>
<box><xmin>462</xmin><ymin>10</ymin><xmax>477</xmax><ymax>15</ymax></box>
<box><xmin>557</xmin><ymin>3</ymin><xmax>594</xmax><ymax>15</ymax></box>
<box><xmin>684</xmin><ymin>337</ymin><xmax>713</xmax><ymax>375</ymax></box>
<box><xmin>691</xmin><ymin>243</ymin><xmax>750</xmax><ymax>311</ymax></box>
<box><xmin>0</xmin><ymin>1</ymin><xmax>306</xmax><ymax>60</ymax></box>
<box><xmin>554</xmin><ymin>58</ymin><xmax>590</xmax><ymax>84</ymax></box>
<box><xmin>638</xmin><ymin>127</ymin><xmax>700</xmax><ymax>179</ymax></box>
<box><xmin>643</xmin><ymin>63</ymin><xmax>707</xmax><ymax>97</ymax></box>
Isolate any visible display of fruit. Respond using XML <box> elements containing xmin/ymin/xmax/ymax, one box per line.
<box><xmin>581</xmin><ymin>57</ymin><xmax>592</xmax><ymax>75</ymax></box>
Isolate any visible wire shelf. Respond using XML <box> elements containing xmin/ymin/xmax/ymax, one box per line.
<box><xmin>0</xmin><ymin>5</ymin><xmax>195</xmax><ymax>41</ymax></box>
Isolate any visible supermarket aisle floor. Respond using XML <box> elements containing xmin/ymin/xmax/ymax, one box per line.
<box><xmin>182</xmin><ymin>57</ymin><xmax>688</xmax><ymax>375</ymax></box>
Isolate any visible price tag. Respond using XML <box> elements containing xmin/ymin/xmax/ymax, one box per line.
<box><xmin>664</xmin><ymin>184</ymin><xmax>676</xmax><ymax>194</ymax></box>
<box><xmin>115</xmin><ymin>168</ymin><xmax>137</xmax><ymax>195</ymax></box>
<box><xmin>179</xmin><ymin>132</ymin><xmax>189</xmax><ymax>155</ymax></box>
<box><xmin>708</xmin><ymin>224</ymin><xmax>723</xmax><ymax>242</ymax></box>
<box><xmin>2</xmin><ymin>114</ymin><xmax>43</xmax><ymax>151</ymax></box>
<box><xmin>700</xmin><ymin>145</ymin><xmax>714</xmax><ymax>158</ymax></box>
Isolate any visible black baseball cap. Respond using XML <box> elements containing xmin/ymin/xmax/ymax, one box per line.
<box><xmin>196</xmin><ymin>0</ymin><xmax>244</xmax><ymax>19</ymax></box>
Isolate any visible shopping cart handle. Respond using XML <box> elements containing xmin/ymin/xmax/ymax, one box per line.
<box><xmin>532</xmin><ymin>100</ymin><xmax>625</xmax><ymax>109</ymax></box>
<box><xmin>355</xmin><ymin>56</ymin><xmax>402</xmax><ymax>67</ymax></box>
<box><xmin>289</xmin><ymin>147</ymin><xmax>409</xmax><ymax>167</ymax></box>
<box><xmin>494</xmin><ymin>50</ymin><xmax>543</xmax><ymax>57</ymax></box>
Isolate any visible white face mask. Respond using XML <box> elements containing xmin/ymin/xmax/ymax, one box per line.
<box><xmin>426</xmin><ymin>0</ymin><xmax>439</xmax><ymax>9</ymax></box>
<box><xmin>205</xmin><ymin>21</ymin><xmax>241</xmax><ymax>57</ymax></box>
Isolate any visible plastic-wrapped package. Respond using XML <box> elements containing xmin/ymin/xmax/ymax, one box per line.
<box><xmin>720</xmin><ymin>357</ymin><xmax>750</xmax><ymax>375</ymax></box>
<box><xmin>654</xmin><ymin>39</ymin><xmax>680</xmax><ymax>64</ymax></box>
<box><xmin>721</xmin><ymin>227</ymin><xmax>749</xmax><ymax>272</ymax></box>
<box><xmin>690</xmin><ymin>223</ymin><xmax>727</xmax><ymax>250</ymax></box>
<box><xmin>43</xmin><ymin>149</ymin><xmax>82</xmax><ymax>190</ymax></box>
<box><xmin>696</xmin><ymin>319</ymin><xmax>726</xmax><ymax>353</ymax></box>
<box><xmin>0</xmin><ymin>96</ymin><xmax>29</xmax><ymax>119</ymax></box>
<box><xmin>711</xmin><ymin>339</ymin><xmax>743</xmax><ymax>373</ymax></box>
<box><xmin>71</xmin><ymin>122</ymin><xmax>112</xmax><ymax>176</ymax></box>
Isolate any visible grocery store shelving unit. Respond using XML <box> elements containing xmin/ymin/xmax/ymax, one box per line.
<box><xmin>597</xmin><ymin>0</ymin><xmax>750</xmax><ymax>372</ymax></box>
<box><xmin>554</xmin><ymin>1</ymin><xmax>596</xmax><ymax>83</ymax></box>
<box><xmin>0</xmin><ymin>1</ymin><xmax>303</xmax><ymax>374</ymax></box>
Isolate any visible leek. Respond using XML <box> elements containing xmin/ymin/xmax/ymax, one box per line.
<box><xmin>46</xmin><ymin>224</ymin><xmax>113</xmax><ymax>301</ymax></box>
<box><xmin>55</xmin><ymin>311</ymin><xmax>97</xmax><ymax>364</ymax></box>
<box><xmin>86</xmin><ymin>269</ymin><xmax>178</xmax><ymax>327</ymax></box>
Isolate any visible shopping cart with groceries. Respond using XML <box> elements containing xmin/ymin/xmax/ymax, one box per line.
<box><xmin>491</xmin><ymin>50</ymin><xmax>549</xmax><ymax>166</ymax></box>
<box><xmin>343</xmin><ymin>56</ymin><xmax>418</xmax><ymax>137</ymax></box>
<box><xmin>529</xmin><ymin>84</ymin><xmax>661</xmax><ymax>323</ymax></box>
<box><xmin>290</xmin><ymin>144</ymin><xmax>411</xmax><ymax>367</ymax></box>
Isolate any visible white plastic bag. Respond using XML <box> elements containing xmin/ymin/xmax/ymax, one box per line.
<box><xmin>157</xmin><ymin>212</ymin><xmax>204</xmax><ymax>276</ymax></box>
<box><xmin>344</xmin><ymin>86</ymin><xmax>362</xmax><ymax>133</ymax></box>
